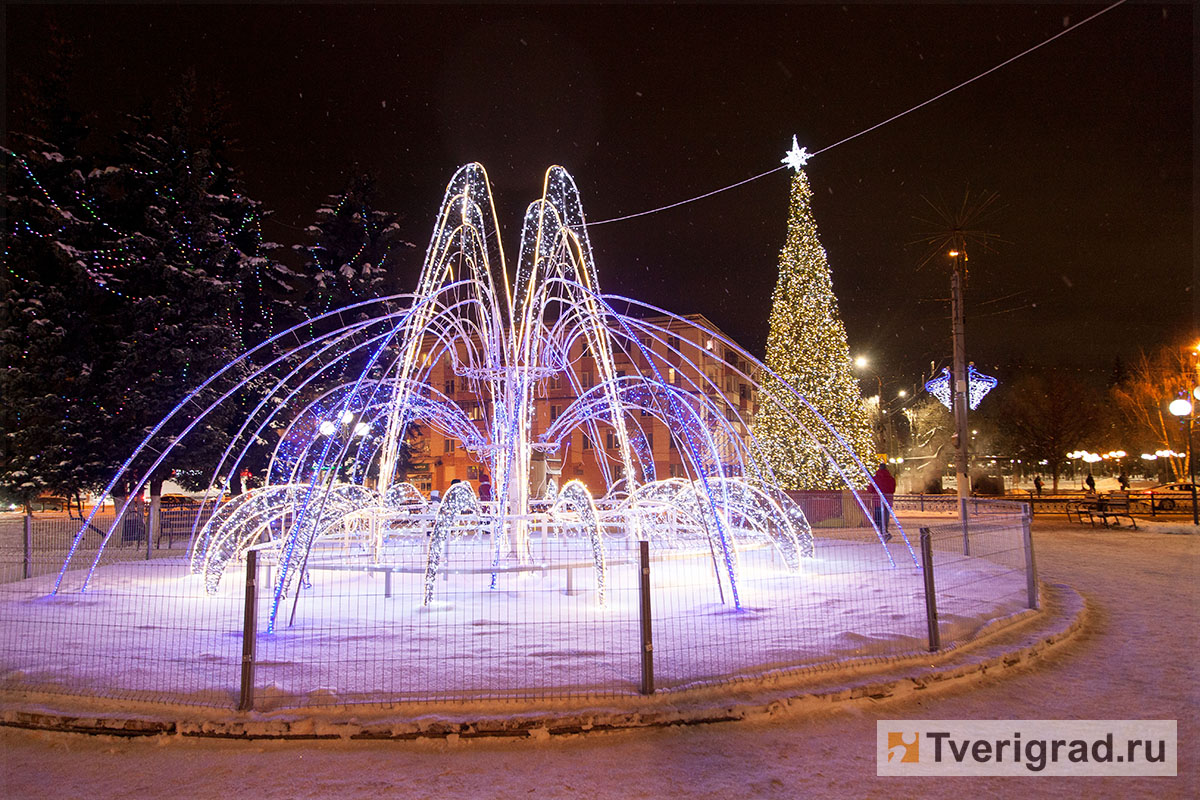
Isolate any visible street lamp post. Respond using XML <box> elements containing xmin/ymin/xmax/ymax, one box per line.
<box><xmin>1168</xmin><ymin>394</ymin><xmax>1199</xmax><ymax>525</ymax></box>
<box><xmin>949</xmin><ymin>249</ymin><xmax>971</xmax><ymax>553</ymax></box>
<box><xmin>854</xmin><ymin>355</ymin><xmax>885</xmax><ymax>457</ymax></box>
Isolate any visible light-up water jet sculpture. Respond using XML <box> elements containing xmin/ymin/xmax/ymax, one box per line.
<box><xmin>55</xmin><ymin>164</ymin><xmax>913</xmax><ymax>632</ymax></box>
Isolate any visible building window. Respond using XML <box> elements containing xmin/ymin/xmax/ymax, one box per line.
<box><xmin>668</xmin><ymin>335</ymin><xmax>680</xmax><ymax>352</ymax></box>
<box><xmin>550</xmin><ymin>404</ymin><xmax>561</xmax><ymax>422</ymax></box>
<box><xmin>443</xmin><ymin>439</ymin><xmax>456</xmax><ymax>454</ymax></box>
<box><xmin>725</xmin><ymin>407</ymin><xmax>737</xmax><ymax>422</ymax></box>
<box><xmin>606</xmin><ymin>431</ymin><xmax>617</xmax><ymax>450</ymax></box>
<box><xmin>667</xmin><ymin>367</ymin><xmax>677</xmax><ymax>385</ymax></box>
<box><xmin>739</xmin><ymin>384</ymin><xmax>748</xmax><ymax>401</ymax></box>
<box><xmin>551</xmin><ymin>375</ymin><xmax>562</xmax><ymax>390</ymax></box>
<box><xmin>582</xmin><ymin>435</ymin><xmax>592</xmax><ymax>452</ymax></box>
<box><xmin>444</xmin><ymin>379</ymin><xmax>455</xmax><ymax>396</ymax></box>
<box><xmin>582</xmin><ymin>371</ymin><xmax>592</xmax><ymax>388</ymax></box>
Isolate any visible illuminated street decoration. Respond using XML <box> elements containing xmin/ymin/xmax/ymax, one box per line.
<box><xmin>924</xmin><ymin>365</ymin><xmax>998</xmax><ymax>411</ymax></box>
<box><xmin>781</xmin><ymin>135</ymin><xmax>812</xmax><ymax>172</ymax></box>
<box><xmin>57</xmin><ymin>164</ymin><xmax>910</xmax><ymax>631</ymax></box>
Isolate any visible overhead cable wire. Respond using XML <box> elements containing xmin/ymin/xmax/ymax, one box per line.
<box><xmin>586</xmin><ymin>0</ymin><xmax>1126</xmax><ymax>228</ymax></box>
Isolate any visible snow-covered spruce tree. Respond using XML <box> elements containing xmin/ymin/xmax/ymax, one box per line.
<box><xmin>82</xmin><ymin>77</ymin><xmax>289</xmax><ymax>496</ymax></box>
<box><xmin>294</xmin><ymin>173</ymin><xmax>412</xmax><ymax>324</ymax></box>
<box><xmin>752</xmin><ymin>162</ymin><xmax>874</xmax><ymax>490</ymax></box>
<box><xmin>0</xmin><ymin>34</ymin><xmax>117</xmax><ymax>511</ymax></box>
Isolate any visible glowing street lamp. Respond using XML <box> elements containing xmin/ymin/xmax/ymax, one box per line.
<box><xmin>1168</xmin><ymin>393</ymin><xmax>1198</xmax><ymax>525</ymax></box>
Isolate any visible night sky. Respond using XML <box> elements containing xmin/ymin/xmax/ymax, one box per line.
<box><xmin>6</xmin><ymin>3</ymin><xmax>1194</xmax><ymax>391</ymax></box>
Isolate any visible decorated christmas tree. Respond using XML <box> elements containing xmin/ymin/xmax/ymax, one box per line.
<box><xmin>752</xmin><ymin>139</ymin><xmax>875</xmax><ymax>490</ymax></box>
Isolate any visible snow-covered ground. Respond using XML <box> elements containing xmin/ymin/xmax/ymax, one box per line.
<box><xmin>1</xmin><ymin>524</ymin><xmax>1027</xmax><ymax>709</ymax></box>
<box><xmin>2</xmin><ymin>519</ymin><xmax>1195</xmax><ymax>798</ymax></box>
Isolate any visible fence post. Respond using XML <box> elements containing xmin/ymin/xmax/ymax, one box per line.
<box><xmin>23</xmin><ymin>512</ymin><xmax>33</xmax><ymax>580</ymax></box>
<box><xmin>919</xmin><ymin>527</ymin><xmax>940</xmax><ymax>652</ymax></box>
<box><xmin>638</xmin><ymin>540</ymin><xmax>654</xmax><ymax>695</ymax></box>
<box><xmin>1021</xmin><ymin>506</ymin><xmax>1039</xmax><ymax>610</ymax></box>
<box><xmin>147</xmin><ymin>495</ymin><xmax>160</xmax><ymax>559</ymax></box>
<box><xmin>238</xmin><ymin>549</ymin><xmax>258</xmax><ymax>712</ymax></box>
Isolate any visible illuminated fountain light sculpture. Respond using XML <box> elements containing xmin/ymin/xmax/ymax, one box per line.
<box><xmin>56</xmin><ymin>164</ymin><xmax>909</xmax><ymax>631</ymax></box>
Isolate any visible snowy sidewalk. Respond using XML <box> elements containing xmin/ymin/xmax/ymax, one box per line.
<box><xmin>2</xmin><ymin>522</ymin><xmax>1196</xmax><ymax>798</ymax></box>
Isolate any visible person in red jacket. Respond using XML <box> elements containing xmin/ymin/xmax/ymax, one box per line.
<box><xmin>871</xmin><ymin>462</ymin><xmax>897</xmax><ymax>541</ymax></box>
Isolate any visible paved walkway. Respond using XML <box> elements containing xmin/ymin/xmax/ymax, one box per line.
<box><xmin>2</xmin><ymin>522</ymin><xmax>1196</xmax><ymax>799</ymax></box>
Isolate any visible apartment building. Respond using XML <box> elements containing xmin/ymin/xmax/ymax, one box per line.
<box><xmin>405</xmin><ymin>313</ymin><xmax>759</xmax><ymax>497</ymax></box>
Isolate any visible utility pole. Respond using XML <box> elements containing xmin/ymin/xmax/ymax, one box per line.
<box><xmin>950</xmin><ymin>248</ymin><xmax>971</xmax><ymax>554</ymax></box>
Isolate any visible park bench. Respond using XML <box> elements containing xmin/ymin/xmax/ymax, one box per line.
<box><xmin>1066</xmin><ymin>495</ymin><xmax>1099</xmax><ymax>524</ymax></box>
<box><xmin>1083</xmin><ymin>491</ymin><xmax>1137</xmax><ymax>530</ymax></box>
<box><xmin>34</xmin><ymin>495</ymin><xmax>67</xmax><ymax>512</ymax></box>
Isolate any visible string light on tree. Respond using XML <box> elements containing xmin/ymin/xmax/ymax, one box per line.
<box><xmin>752</xmin><ymin>138</ymin><xmax>875</xmax><ymax>490</ymax></box>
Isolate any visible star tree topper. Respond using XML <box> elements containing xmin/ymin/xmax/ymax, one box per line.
<box><xmin>782</xmin><ymin>135</ymin><xmax>811</xmax><ymax>172</ymax></box>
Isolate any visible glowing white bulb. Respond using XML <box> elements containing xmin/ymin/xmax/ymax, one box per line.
<box><xmin>1169</xmin><ymin>398</ymin><xmax>1192</xmax><ymax>417</ymax></box>
<box><xmin>354</xmin><ymin>422</ymin><xmax>370</xmax><ymax>437</ymax></box>
<box><xmin>319</xmin><ymin>421</ymin><xmax>336</xmax><ymax>436</ymax></box>
<box><xmin>341</xmin><ymin>410</ymin><xmax>355</xmax><ymax>424</ymax></box>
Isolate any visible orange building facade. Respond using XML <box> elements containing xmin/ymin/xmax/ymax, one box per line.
<box><xmin>403</xmin><ymin>313</ymin><xmax>760</xmax><ymax>498</ymax></box>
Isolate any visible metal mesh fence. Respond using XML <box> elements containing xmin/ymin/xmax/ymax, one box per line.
<box><xmin>0</xmin><ymin>497</ymin><xmax>1034</xmax><ymax>711</ymax></box>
